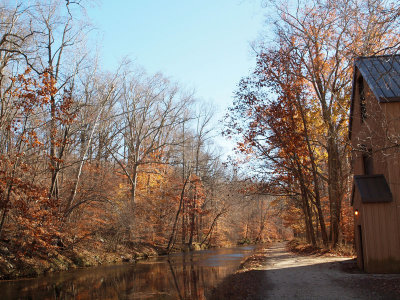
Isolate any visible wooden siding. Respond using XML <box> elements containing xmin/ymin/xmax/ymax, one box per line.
<box><xmin>351</xmin><ymin>69</ymin><xmax>400</xmax><ymax>273</ymax></box>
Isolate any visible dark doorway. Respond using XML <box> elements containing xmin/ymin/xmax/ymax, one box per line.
<box><xmin>358</xmin><ymin>225</ymin><xmax>364</xmax><ymax>270</ymax></box>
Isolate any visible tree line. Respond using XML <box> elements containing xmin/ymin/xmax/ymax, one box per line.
<box><xmin>0</xmin><ymin>0</ymin><xmax>280</xmax><ymax>259</ymax></box>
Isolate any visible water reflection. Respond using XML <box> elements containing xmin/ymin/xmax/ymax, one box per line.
<box><xmin>0</xmin><ymin>246</ymin><xmax>255</xmax><ymax>300</ymax></box>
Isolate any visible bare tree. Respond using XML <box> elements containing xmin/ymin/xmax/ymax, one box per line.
<box><xmin>109</xmin><ymin>71</ymin><xmax>192</xmax><ymax>238</ymax></box>
<box><xmin>29</xmin><ymin>0</ymin><xmax>91</xmax><ymax>200</ymax></box>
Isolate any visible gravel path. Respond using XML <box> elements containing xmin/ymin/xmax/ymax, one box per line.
<box><xmin>210</xmin><ymin>242</ymin><xmax>400</xmax><ymax>300</ymax></box>
<box><xmin>260</xmin><ymin>242</ymin><xmax>400</xmax><ymax>300</ymax></box>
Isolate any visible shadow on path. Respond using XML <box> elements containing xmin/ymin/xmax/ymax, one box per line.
<box><xmin>208</xmin><ymin>269</ymin><xmax>270</xmax><ymax>300</ymax></box>
<box><xmin>208</xmin><ymin>242</ymin><xmax>400</xmax><ymax>300</ymax></box>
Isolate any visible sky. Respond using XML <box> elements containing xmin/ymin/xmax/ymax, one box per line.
<box><xmin>88</xmin><ymin>0</ymin><xmax>266</xmax><ymax>155</ymax></box>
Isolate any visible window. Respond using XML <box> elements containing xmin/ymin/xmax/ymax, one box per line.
<box><xmin>358</xmin><ymin>76</ymin><xmax>367</xmax><ymax>121</ymax></box>
<box><xmin>362</xmin><ymin>148</ymin><xmax>373</xmax><ymax>175</ymax></box>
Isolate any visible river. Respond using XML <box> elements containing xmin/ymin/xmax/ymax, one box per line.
<box><xmin>0</xmin><ymin>245</ymin><xmax>256</xmax><ymax>299</ymax></box>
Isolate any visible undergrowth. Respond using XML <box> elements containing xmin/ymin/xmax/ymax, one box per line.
<box><xmin>287</xmin><ymin>238</ymin><xmax>355</xmax><ymax>257</ymax></box>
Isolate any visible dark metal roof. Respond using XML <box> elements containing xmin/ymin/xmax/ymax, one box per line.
<box><xmin>354</xmin><ymin>174</ymin><xmax>393</xmax><ymax>203</ymax></box>
<box><xmin>356</xmin><ymin>55</ymin><xmax>400</xmax><ymax>102</ymax></box>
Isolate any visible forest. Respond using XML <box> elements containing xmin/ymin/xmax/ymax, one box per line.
<box><xmin>0</xmin><ymin>0</ymin><xmax>400</xmax><ymax>279</ymax></box>
<box><xmin>0</xmin><ymin>0</ymin><xmax>282</xmax><ymax>277</ymax></box>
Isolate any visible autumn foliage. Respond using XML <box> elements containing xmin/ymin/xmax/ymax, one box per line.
<box><xmin>224</xmin><ymin>0</ymin><xmax>400</xmax><ymax>248</ymax></box>
<box><xmin>0</xmin><ymin>1</ymin><xmax>266</xmax><ymax>276</ymax></box>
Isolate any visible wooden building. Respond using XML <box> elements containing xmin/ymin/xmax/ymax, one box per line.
<box><xmin>349</xmin><ymin>55</ymin><xmax>400</xmax><ymax>273</ymax></box>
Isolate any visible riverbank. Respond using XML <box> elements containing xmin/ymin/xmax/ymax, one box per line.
<box><xmin>0</xmin><ymin>243</ymin><xmax>257</xmax><ymax>299</ymax></box>
<box><xmin>0</xmin><ymin>240</ymin><xmax>162</xmax><ymax>280</ymax></box>
<box><xmin>0</xmin><ymin>239</ymin><xmax>229</xmax><ymax>280</ymax></box>
<box><xmin>208</xmin><ymin>243</ymin><xmax>271</xmax><ymax>299</ymax></box>
<box><xmin>0</xmin><ymin>238</ymin><xmax>263</xmax><ymax>280</ymax></box>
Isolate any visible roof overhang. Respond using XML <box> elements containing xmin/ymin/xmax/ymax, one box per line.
<box><xmin>354</xmin><ymin>174</ymin><xmax>393</xmax><ymax>203</ymax></box>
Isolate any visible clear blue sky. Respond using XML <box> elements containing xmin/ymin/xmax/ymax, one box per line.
<box><xmin>88</xmin><ymin>0</ymin><xmax>266</xmax><ymax>153</ymax></box>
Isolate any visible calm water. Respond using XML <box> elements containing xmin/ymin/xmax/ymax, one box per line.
<box><xmin>0</xmin><ymin>245</ymin><xmax>256</xmax><ymax>299</ymax></box>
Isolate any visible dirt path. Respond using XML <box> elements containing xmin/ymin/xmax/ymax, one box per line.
<box><xmin>209</xmin><ymin>242</ymin><xmax>400</xmax><ymax>300</ymax></box>
<box><xmin>260</xmin><ymin>242</ymin><xmax>400</xmax><ymax>300</ymax></box>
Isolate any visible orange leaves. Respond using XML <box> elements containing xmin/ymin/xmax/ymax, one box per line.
<box><xmin>0</xmin><ymin>66</ymin><xmax>80</xmax><ymax>254</ymax></box>
<box><xmin>187</xmin><ymin>174</ymin><xmax>207</xmax><ymax>212</ymax></box>
<box><xmin>4</xmin><ymin>68</ymin><xmax>77</xmax><ymax>155</ymax></box>
<box><xmin>41</xmin><ymin>69</ymin><xmax>58</xmax><ymax>98</ymax></box>
<box><xmin>13</xmin><ymin>68</ymin><xmax>54</xmax><ymax>112</ymax></box>
<box><xmin>0</xmin><ymin>161</ymin><xmax>61</xmax><ymax>255</ymax></box>
<box><xmin>3</xmin><ymin>67</ymin><xmax>78</xmax><ymax>202</ymax></box>
<box><xmin>56</xmin><ymin>88</ymin><xmax>76</xmax><ymax>125</ymax></box>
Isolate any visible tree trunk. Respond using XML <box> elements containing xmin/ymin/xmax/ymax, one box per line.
<box><xmin>167</xmin><ymin>175</ymin><xmax>189</xmax><ymax>252</ymax></box>
<box><xmin>49</xmin><ymin>94</ymin><xmax>58</xmax><ymax>200</ymax></box>
<box><xmin>327</xmin><ymin>129</ymin><xmax>342</xmax><ymax>248</ymax></box>
<box><xmin>296</xmin><ymin>94</ymin><xmax>328</xmax><ymax>245</ymax></box>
